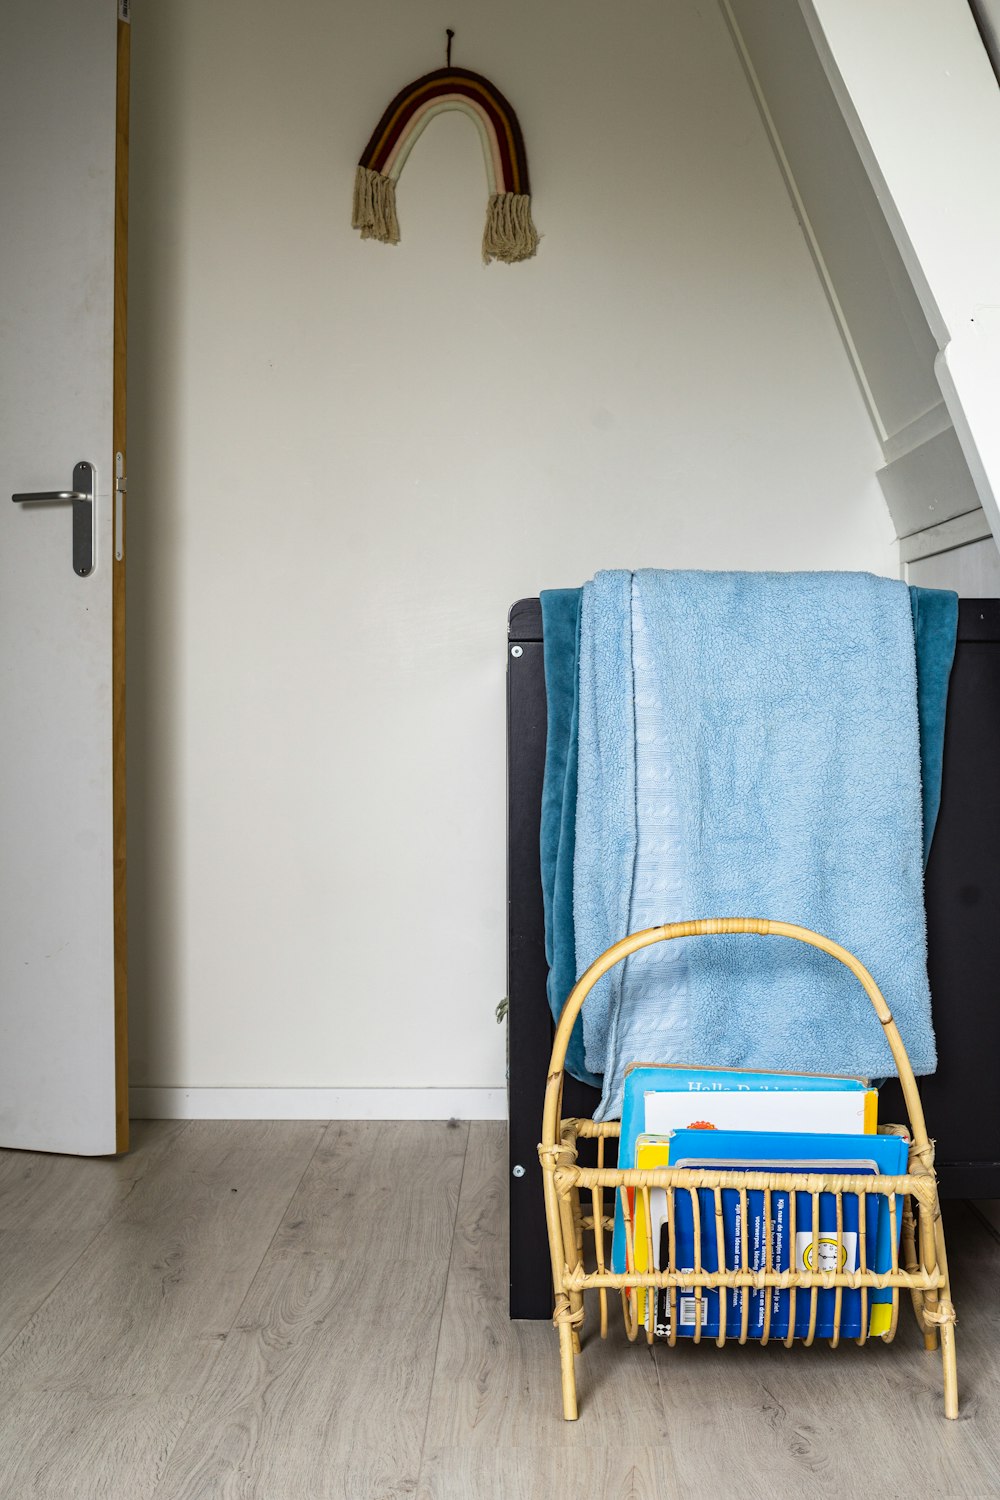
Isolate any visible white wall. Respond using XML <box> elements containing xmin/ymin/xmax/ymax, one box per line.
<box><xmin>126</xmin><ymin>0</ymin><xmax>895</xmax><ymax>1111</ymax></box>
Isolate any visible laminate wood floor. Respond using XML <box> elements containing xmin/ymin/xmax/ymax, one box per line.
<box><xmin>0</xmin><ymin>1120</ymin><xmax>997</xmax><ymax>1500</ymax></box>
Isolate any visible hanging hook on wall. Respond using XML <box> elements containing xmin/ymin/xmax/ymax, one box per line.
<box><xmin>446</xmin><ymin>29</ymin><xmax>455</xmax><ymax>67</ymax></box>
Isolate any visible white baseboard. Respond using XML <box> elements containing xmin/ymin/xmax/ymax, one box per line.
<box><xmin>129</xmin><ymin>1086</ymin><xmax>508</xmax><ymax>1122</ymax></box>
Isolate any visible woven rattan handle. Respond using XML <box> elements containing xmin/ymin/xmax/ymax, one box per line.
<box><xmin>540</xmin><ymin>918</ymin><xmax>930</xmax><ymax>1157</ymax></box>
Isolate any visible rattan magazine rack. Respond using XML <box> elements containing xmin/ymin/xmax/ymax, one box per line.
<box><xmin>538</xmin><ymin>918</ymin><xmax>958</xmax><ymax>1421</ymax></box>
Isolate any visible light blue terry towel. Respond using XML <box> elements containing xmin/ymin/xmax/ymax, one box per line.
<box><xmin>575</xmin><ymin>570</ymin><xmax>937</xmax><ymax>1122</ymax></box>
<box><xmin>572</xmin><ymin>571</ymin><xmax>636</xmax><ymax>1080</ymax></box>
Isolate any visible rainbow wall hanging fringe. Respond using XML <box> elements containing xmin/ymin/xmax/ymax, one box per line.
<box><xmin>352</xmin><ymin>67</ymin><xmax>539</xmax><ymax>264</ymax></box>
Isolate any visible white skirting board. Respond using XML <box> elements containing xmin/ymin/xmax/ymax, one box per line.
<box><xmin>129</xmin><ymin>1087</ymin><xmax>508</xmax><ymax>1121</ymax></box>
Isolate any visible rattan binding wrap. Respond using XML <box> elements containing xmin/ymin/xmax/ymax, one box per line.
<box><xmin>537</xmin><ymin>919</ymin><xmax>958</xmax><ymax>1420</ymax></box>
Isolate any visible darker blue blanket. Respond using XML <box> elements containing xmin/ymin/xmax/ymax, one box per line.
<box><xmin>540</xmin><ymin>582</ymin><xmax>958</xmax><ymax>1087</ymax></box>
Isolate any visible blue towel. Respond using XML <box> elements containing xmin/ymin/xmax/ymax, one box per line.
<box><xmin>571</xmin><ymin>571</ymin><xmax>637</xmax><ymax>1080</ymax></box>
<box><xmin>539</xmin><ymin>591</ymin><xmax>600</xmax><ymax>1087</ymax></box>
<box><xmin>539</xmin><ymin>577</ymin><xmax>957</xmax><ymax>1093</ymax></box>
<box><xmin>572</xmin><ymin>570</ymin><xmax>942</xmax><ymax>1121</ymax></box>
<box><xmin>910</xmin><ymin>586</ymin><xmax>959</xmax><ymax>861</ymax></box>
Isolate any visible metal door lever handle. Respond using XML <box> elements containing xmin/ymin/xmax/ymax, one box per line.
<box><xmin>11</xmin><ymin>490</ymin><xmax>89</xmax><ymax>503</ymax></box>
<box><xmin>10</xmin><ymin>461</ymin><xmax>95</xmax><ymax>575</ymax></box>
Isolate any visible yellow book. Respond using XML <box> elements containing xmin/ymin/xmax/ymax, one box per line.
<box><xmin>632</xmin><ymin>1137</ymin><xmax>673</xmax><ymax>1328</ymax></box>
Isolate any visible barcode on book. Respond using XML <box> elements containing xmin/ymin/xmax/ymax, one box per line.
<box><xmin>679</xmin><ymin>1296</ymin><xmax>698</xmax><ymax>1324</ymax></box>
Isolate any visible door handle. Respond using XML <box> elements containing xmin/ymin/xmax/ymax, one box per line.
<box><xmin>12</xmin><ymin>461</ymin><xmax>94</xmax><ymax>576</ymax></box>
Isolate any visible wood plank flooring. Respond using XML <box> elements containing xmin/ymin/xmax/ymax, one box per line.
<box><xmin>0</xmin><ymin>1120</ymin><xmax>997</xmax><ymax>1499</ymax></box>
<box><xmin>0</xmin><ymin>1119</ymin><xmax>185</xmax><ymax>1355</ymax></box>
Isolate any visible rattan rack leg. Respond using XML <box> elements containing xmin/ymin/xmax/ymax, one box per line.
<box><xmin>915</xmin><ymin>1184</ymin><xmax>959</xmax><ymax>1417</ymax></box>
<box><xmin>920</xmin><ymin>1209</ymin><xmax>939</xmax><ymax>1353</ymax></box>
<box><xmin>941</xmin><ymin>1318</ymin><xmax>959</xmax><ymax>1420</ymax></box>
<box><xmin>934</xmin><ymin>1209</ymin><xmax>959</xmax><ymax>1420</ymax></box>
<box><xmin>901</xmin><ymin>1195</ymin><xmax>927</xmax><ymax>1335</ymax></box>
<box><xmin>570</xmin><ymin>1183</ymin><xmax>586</xmax><ymax>1350</ymax></box>
<box><xmin>917</xmin><ymin>1196</ymin><xmax>942</xmax><ymax>1354</ymax></box>
<box><xmin>558</xmin><ymin>1312</ymin><xmax>578</xmax><ymax>1420</ymax></box>
<box><xmin>557</xmin><ymin>1187</ymin><xmax>584</xmax><ymax>1355</ymax></box>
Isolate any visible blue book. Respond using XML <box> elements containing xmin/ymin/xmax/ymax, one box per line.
<box><xmin>655</xmin><ymin>1128</ymin><xmax>908</xmax><ymax>1341</ymax></box>
<box><xmin>611</xmin><ymin>1064</ymin><xmax>873</xmax><ymax>1274</ymax></box>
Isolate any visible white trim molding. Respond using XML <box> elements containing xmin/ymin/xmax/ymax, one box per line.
<box><xmin>129</xmin><ymin>1086</ymin><xmax>508</xmax><ymax>1121</ymax></box>
<box><xmin>800</xmin><ymin>0</ymin><xmax>1000</xmax><ymax>548</ymax></box>
<box><xmin>899</xmin><ymin>508</ymin><xmax>993</xmax><ymax>565</ymax></box>
<box><xmin>877</xmin><ymin>426</ymin><xmax>982</xmax><ymax>540</ymax></box>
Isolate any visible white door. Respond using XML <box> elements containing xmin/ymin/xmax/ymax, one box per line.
<box><xmin>0</xmin><ymin>2</ymin><xmax>129</xmax><ymax>1154</ymax></box>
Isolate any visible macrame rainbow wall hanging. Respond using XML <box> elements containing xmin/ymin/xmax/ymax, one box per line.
<box><xmin>352</xmin><ymin>66</ymin><xmax>539</xmax><ymax>264</ymax></box>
